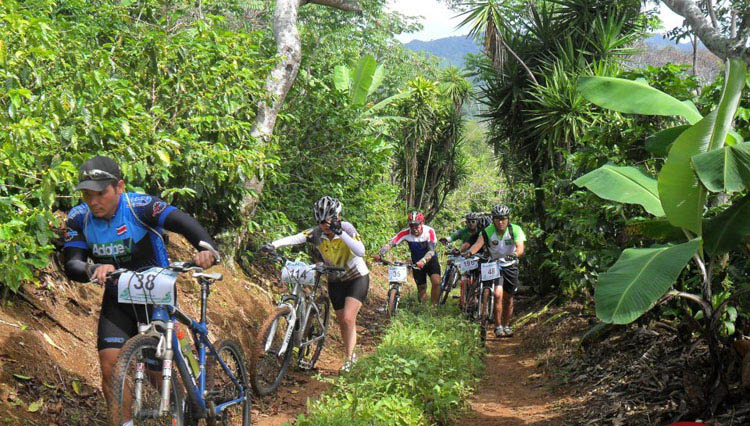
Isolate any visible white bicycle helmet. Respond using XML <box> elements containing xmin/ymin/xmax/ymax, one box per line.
<box><xmin>491</xmin><ymin>204</ymin><xmax>510</xmax><ymax>218</ymax></box>
<box><xmin>313</xmin><ymin>196</ymin><xmax>342</xmax><ymax>222</ymax></box>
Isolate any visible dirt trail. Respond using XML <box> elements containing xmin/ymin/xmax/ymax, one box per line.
<box><xmin>457</xmin><ymin>327</ymin><xmax>575</xmax><ymax>426</ymax></box>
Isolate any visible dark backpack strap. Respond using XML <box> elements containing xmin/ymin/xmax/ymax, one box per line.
<box><xmin>508</xmin><ymin>222</ymin><xmax>515</xmax><ymax>242</ymax></box>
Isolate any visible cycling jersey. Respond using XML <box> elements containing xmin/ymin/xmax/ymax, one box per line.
<box><xmin>448</xmin><ymin>227</ymin><xmax>480</xmax><ymax>245</ymax></box>
<box><xmin>270</xmin><ymin>222</ymin><xmax>368</xmax><ymax>282</ymax></box>
<box><xmin>481</xmin><ymin>223</ymin><xmax>526</xmax><ymax>267</ymax></box>
<box><xmin>63</xmin><ymin>193</ymin><xmax>215</xmax><ymax>281</ymax></box>
<box><xmin>62</xmin><ymin>192</ymin><xmax>216</xmax><ymax>350</ymax></box>
<box><xmin>387</xmin><ymin>225</ymin><xmax>437</xmax><ymax>264</ymax></box>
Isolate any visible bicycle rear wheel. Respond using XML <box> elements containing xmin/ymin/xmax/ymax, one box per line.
<box><xmin>387</xmin><ymin>286</ymin><xmax>399</xmax><ymax>317</ymax></box>
<box><xmin>109</xmin><ymin>334</ymin><xmax>186</xmax><ymax>426</ymax></box>
<box><xmin>479</xmin><ymin>287</ymin><xmax>492</xmax><ymax>344</ymax></box>
<box><xmin>250</xmin><ymin>307</ymin><xmax>294</xmax><ymax>396</ymax></box>
<box><xmin>206</xmin><ymin>339</ymin><xmax>251</xmax><ymax>426</ymax></box>
<box><xmin>438</xmin><ymin>267</ymin><xmax>456</xmax><ymax>305</ymax></box>
<box><xmin>298</xmin><ymin>295</ymin><xmax>330</xmax><ymax>370</ymax></box>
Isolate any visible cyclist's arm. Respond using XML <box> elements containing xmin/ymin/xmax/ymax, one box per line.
<box><xmin>515</xmin><ymin>240</ymin><xmax>525</xmax><ymax>257</ymax></box>
<box><xmin>339</xmin><ymin>223</ymin><xmax>365</xmax><ymax>257</ymax></box>
<box><xmin>467</xmin><ymin>234</ymin><xmax>485</xmax><ymax>256</ymax></box>
<box><xmin>63</xmin><ymin>247</ymin><xmax>100</xmax><ymax>282</ymax></box>
<box><xmin>459</xmin><ymin>241</ymin><xmax>471</xmax><ymax>252</ymax></box>
<box><xmin>162</xmin><ymin>209</ymin><xmax>217</xmax><ymax>252</ymax></box>
<box><xmin>270</xmin><ymin>232</ymin><xmax>307</xmax><ymax>249</ymax></box>
<box><xmin>379</xmin><ymin>230</ymin><xmax>406</xmax><ymax>256</ymax></box>
<box><xmin>417</xmin><ymin>228</ymin><xmax>438</xmax><ymax>264</ymax></box>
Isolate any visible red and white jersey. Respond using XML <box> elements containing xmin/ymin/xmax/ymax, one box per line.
<box><xmin>390</xmin><ymin>225</ymin><xmax>437</xmax><ymax>263</ymax></box>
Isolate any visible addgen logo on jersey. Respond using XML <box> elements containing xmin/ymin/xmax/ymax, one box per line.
<box><xmin>92</xmin><ymin>241</ymin><xmax>130</xmax><ymax>257</ymax></box>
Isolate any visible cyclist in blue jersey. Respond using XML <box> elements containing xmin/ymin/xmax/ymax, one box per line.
<box><xmin>373</xmin><ymin>211</ymin><xmax>442</xmax><ymax>304</ymax></box>
<box><xmin>62</xmin><ymin>156</ymin><xmax>218</xmax><ymax>421</ymax></box>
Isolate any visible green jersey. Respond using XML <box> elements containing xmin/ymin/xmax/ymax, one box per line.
<box><xmin>448</xmin><ymin>227</ymin><xmax>479</xmax><ymax>245</ymax></box>
<box><xmin>481</xmin><ymin>223</ymin><xmax>526</xmax><ymax>266</ymax></box>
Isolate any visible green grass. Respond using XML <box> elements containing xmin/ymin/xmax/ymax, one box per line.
<box><xmin>295</xmin><ymin>304</ymin><xmax>485</xmax><ymax>425</ymax></box>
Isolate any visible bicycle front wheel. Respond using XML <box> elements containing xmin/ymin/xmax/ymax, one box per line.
<box><xmin>387</xmin><ymin>286</ymin><xmax>399</xmax><ymax>317</ymax></box>
<box><xmin>479</xmin><ymin>287</ymin><xmax>492</xmax><ymax>344</ymax></box>
<box><xmin>109</xmin><ymin>334</ymin><xmax>186</xmax><ymax>426</ymax></box>
<box><xmin>298</xmin><ymin>295</ymin><xmax>330</xmax><ymax>370</ymax></box>
<box><xmin>250</xmin><ymin>307</ymin><xmax>294</xmax><ymax>396</ymax></box>
<box><xmin>206</xmin><ymin>339</ymin><xmax>251</xmax><ymax>426</ymax></box>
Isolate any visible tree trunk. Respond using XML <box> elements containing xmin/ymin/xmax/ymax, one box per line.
<box><xmin>661</xmin><ymin>0</ymin><xmax>750</xmax><ymax>65</ymax></box>
<box><xmin>230</xmin><ymin>0</ymin><xmax>361</xmax><ymax>260</ymax></box>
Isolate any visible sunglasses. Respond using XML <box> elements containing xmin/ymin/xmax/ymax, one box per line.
<box><xmin>467</xmin><ymin>219</ymin><xmax>478</xmax><ymax>224</ymax></box>
<box><xmin>493</xmin><ymin>216</ymin><xmax>508</xmax><ymax>220</ymax></box>
<box><xmin>80</xmin><ymin>169</ymin><xmax>118</xmax><ymax>181</ymax></box>
<box><xmin>408</xmin><ymin>223</ymin><xmax>421</xmax><ymax>228</ymax></box>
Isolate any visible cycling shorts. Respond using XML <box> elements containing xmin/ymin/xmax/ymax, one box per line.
<box><xmin>412</xmin><ymin>257</ymin><xmax>441</xmax><ymax>287</ymax></box>
<box><xmin>493</xmin><ymin>264</ymin><xmax>519</xmax><ymax>295</ymax></box>
<box><xmin>97</xmin><ymin>283</ymin><xmax>156</xmax><ymax>350</ymax></box>
<box><xmin>328</xmin><ymin>274</ymin><xmax>369</xmax><ymax>310</ymax></box>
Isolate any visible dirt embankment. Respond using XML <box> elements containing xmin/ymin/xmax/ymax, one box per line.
<box><xmin>0</xmin><ymin>233</ymin><xmax>275</xmax><ymax>425</ymax></box>
<box><xmin>0</xmin><ymin>232</ymin><xmax>393</xmax><ymax>425</ymax></box>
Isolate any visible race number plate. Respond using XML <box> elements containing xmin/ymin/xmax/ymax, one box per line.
<box><xmin>388</xmin><ymin>265</ymin><xmax>408</xmax><ymax>283</ymax></box>
<box><xmin>458</xmin><ymin>258</ymin><xmax>479</xmax><ymax>273</ymax></box>
<box><xmin>481</xmin><ymin>261</ymin><xmax>501</xmax><ymax>281</ymax></box>
<box><xmin>281</xmin><ymin>261</ymin><xmax>316</xmax><ymax>286</ymax></box>
<box><xmin>118</xmin><ymin>267</ymin><xmax>178</xmax><ymax>306</ymax></box>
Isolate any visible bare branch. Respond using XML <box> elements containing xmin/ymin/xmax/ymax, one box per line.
<box><xmin>662</xmin><ymin>0</ymin><xmax>750</xmax><ymax>64</ymax></box>
<box><xmin>705</xmin><ymin>0</ymin><xmax>719</xmax><ymax>29</ymax></box>
<box><xmin>304</xmin><ymin>0</ymin><xmax>362</xmax><ymax>12</ymax></box>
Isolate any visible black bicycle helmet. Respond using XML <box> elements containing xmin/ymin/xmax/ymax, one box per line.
<box><xmin>478</xmin><ymin>215</ymin><xmax>492</xmax><ymax>229</ymax></box>
<box><xmin>313</xmin><ymin>196</ymin><xmax>342</xmax><ymax>222</ymax></box>
<box><xmin>465</xmin><ymin>212</ymin><xmax>479</xmax><ymax>221</ymax></box>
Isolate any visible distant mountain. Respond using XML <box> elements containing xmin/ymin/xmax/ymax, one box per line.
<box><xmin>403</xmin><ymin>34</ymin><xmax>704</xmax><ymax>70</ymax></box>
<box><xmin>403</xmin><ymin>36</ymin><xmax>480</xmax><ymax>69</ymax></box>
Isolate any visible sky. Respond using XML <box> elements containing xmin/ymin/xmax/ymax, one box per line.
<box><xmin>387</xmin><ymin>0</ymin><xmax>686</xmax><ymax>43</ymax></box>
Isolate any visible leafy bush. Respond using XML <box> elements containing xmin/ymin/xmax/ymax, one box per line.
<box><xmin>0</xmin><ymin>0</ymin><xmax>273</xmax><ymax>292</ymax></box>
<box><xmin>296</xmin><ymin>306</ymin><xmax>484</xmax><ymax>425</ymax></box>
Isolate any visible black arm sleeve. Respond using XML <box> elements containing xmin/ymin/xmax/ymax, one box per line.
<box><xmin>63</xmin><ymin>247</ymin><xmax>99</xmax><ymax>283</ymax></box>
<box><xmin>162</xmin><ymin>209</ymin><xmax>217</xmax><ymax>252</ymax></box>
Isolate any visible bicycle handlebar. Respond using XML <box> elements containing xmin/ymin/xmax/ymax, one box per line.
<box><xmin>379</xmin><ymin>260</ymin><xmax>418</xmax><ymax>269</ymax></box>
<box><xmin>265</xmin><ymin>250</ymin><xmax>345</xmax><ymax>274</ymax></box>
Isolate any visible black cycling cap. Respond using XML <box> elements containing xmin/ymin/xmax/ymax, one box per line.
<box><xmin>76</xmin><ymin>155</ymin><xmax>122</xmax><ymax>191</ymax></box>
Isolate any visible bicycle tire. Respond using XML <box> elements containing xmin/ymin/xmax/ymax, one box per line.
<box><xmin>387</xmin><ymin>287</ymin><xmax>399</xmax><ymax>317</ymax></box>
<box><xmin>250</xmin><ymin>307</ymin><xmax>294</xmax><ymax>397</ymax></box>
<box><xmin>109</xmin><ymin>334</ymin><xmax>186</xmax><ymax>426</ymax></box>
<box><xmin>438</xmin><ymin>267</ymin><xmax>455</xmax><ymax>305</ymax></box>
<box><xmin>206</xmin><ymin>339</ymin><xmax>251</xmax><ymax>426</ymax></box>
<box><xmin>297</xmin><ymin>295</ymin><xmax>330</xmax><ymax>370</ymax></box>
<box><xmin>479</xmin><ymin>288</ymin><xmax>492</xmax><ymax>344</ymax></box>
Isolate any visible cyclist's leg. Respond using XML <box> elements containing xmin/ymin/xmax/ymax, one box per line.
<box><xmin>426</xmin><ymin>257</ymin><xmax>442</xmax><ymax>305</ymax></box>
<box><xmin>330</xmin><ymin>275</ymin><xmax>369</xmax><ymax>360</ymax></box>
<box><xmin>412</xmin><ymin>268</ymin><xmax>428</xmax><ymax>302</ymax></box>
<box><xmin>97</xmin><ymin>287</ymin><xmax>141</xmax><ymax>420</ymax></box>
<box><xmin>459</xmin><ymin>275</ymin><xmax>467</xmax><ymax>308</ymax></box>
<box><xmin>493</xmin><ymin>277</ymin><xmax>504</xmax><ymax>326</ymax></box>
<box><xmin>501</xmin><ymin>266</ymin><xmax>519</xmax><ymax>326</ymax></box>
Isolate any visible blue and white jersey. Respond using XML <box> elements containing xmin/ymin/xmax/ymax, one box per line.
<box><xmin>64</xmin><ymin>193</ymin><xmax>176</xmax><ymax>270</ymax></box>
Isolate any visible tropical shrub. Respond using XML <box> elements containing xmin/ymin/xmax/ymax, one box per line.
<box><xmin>576</xmin><ymin>59</ymin><xmax>750</xmax><ymax>404</ymax></box>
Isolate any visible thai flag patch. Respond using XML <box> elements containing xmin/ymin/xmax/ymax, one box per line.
<box><xmin>116</xmin><ymin>224</ymin><xmax>127</xmax><ymax>236</ymax></box>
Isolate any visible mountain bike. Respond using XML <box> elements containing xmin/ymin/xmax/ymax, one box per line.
<box><xmin>456</xmin><ymin>255</ymin><xmax>481</xmax><ymax>319</ymax></box>
<box><xmin>106</xmin><ymin>242</ymin><xmax>251</xmax><ymax>426</ymax></box>
<box><xmin>380</xmin><ymin>260</ymin><xmax>416</xmax><ymax>317</ymax></box>
<box><xmin>250</xmin><ymin>251</ymin><xmax>343</xmax><ymax>397</ymax></box>
<box><xmin>438</xmin><ymin>251</ymin><xmax>462</xmax><ymax>305</ymax></box>
<box><xmin>477</xmin><ymin>257</ymin><xmax>503</xmax><ymax>345</ymax></box>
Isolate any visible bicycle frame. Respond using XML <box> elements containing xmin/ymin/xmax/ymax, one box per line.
<box><xmin>133</xmin><ymin>276</ymin><xmax>246</xmax><ymax>420</ymax></box>
<box><xmin>265</xmin><ymin>267</ymin><xmax>327</xmax><ymax>360</ymax></box>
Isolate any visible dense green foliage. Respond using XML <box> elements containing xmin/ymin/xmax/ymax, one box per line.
<box><xmin>1</xmin><ymin>0</ymin><xmax>274</xmax><ymax>292</ymax></box>
<box><xmin>296</xmin><ymin>305</ymin><xmax>484</xmax><ymax>425</ymax></box>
